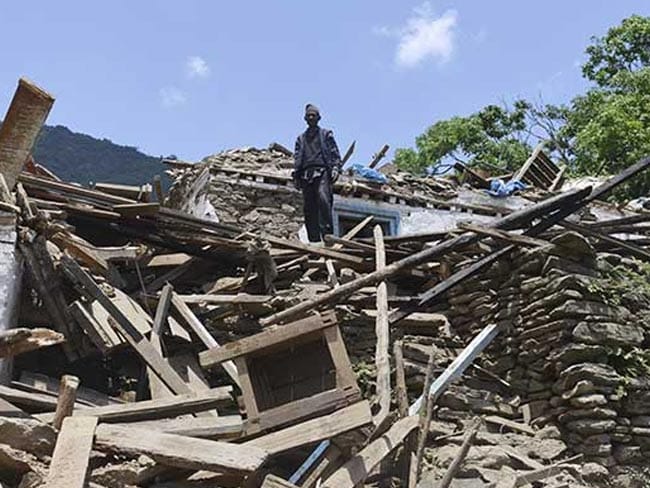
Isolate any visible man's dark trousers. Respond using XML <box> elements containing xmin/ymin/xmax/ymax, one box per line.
<box><xmin>302</xmin><ymin>171</ymin><xmax>333</xmax><ymax>242</ymax></box>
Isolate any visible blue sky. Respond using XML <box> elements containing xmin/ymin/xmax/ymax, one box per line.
<box><xmin>1</xmin><ymin>1</ymin><xmax>648</xmax><ymax>164</ymax></box>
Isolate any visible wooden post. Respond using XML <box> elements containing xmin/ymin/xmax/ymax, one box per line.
<box><xmin>411</xmin><ymin>345</ymin><xmax>438</xmax><ymax>485</ymax></box>
<box><xmin>368</xmin><ymin>144</ymin><xmax>389</xmax><ymax>169</ymax></box>
<box><xmin>0</xmin><ymin>78</ymin><xmax>55</xmax><ymax>189</ymax></box>
<box><xmin>373</xmin><ymin>225</ymin><xmax>390</xmax><ymax>426</ymax></box>
<box><xmin>393</xmin><ymin>340</ymin><xmax>409</xmax><ymax>418</ymax></box>
<box><xmin>153</xmin><ymin>175</ymin><xmax>164</xmax><ymax>203</ymax></box>
<box><xmin>439</xmin><ymin>418</ymin><xmax>481</xmax><ymax>488</ymax></box>
<box><xmin>52</xmin><ymin>375</ymin><xmax>80</xmax><ymax>430</ymax></box>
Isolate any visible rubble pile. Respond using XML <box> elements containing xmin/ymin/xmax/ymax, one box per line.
<box><xmin>2</xmin><ymin>79</ymin><xmax>650</xmax><ymax>488</ymax></box>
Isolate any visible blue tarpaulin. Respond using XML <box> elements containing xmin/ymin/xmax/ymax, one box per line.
<box><xmin>348</xmin><ymin>163</ymin><xmax>389</xmax><ymax>184</ymax></box>
<box><xmin>486</xmin><ymin>178</ymin><xmax>526</xmax><ymax>197</ymax></box>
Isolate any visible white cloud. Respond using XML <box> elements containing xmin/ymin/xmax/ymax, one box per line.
<box><xmin>376</xmin><ymin>3</ymin><xmax>458</xmax><ymax>69</ymax></box>
<box><xmin>186</xmin><ymin>56</ymin><xmax>210</xmax><ymax>79</ymax></box>
<box><xmin>159</xmin><ymin>86</ymin><xmax>187</xmax><ymax>108</ymax></box>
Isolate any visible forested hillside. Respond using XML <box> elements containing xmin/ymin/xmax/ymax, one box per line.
<box><xmin>32</xmin><ymin>124</ymin><xmax>168</xmax><ymax>186</ymax></box>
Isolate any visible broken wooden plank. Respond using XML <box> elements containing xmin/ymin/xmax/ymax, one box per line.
<box><xmin>145</xmin><ymin>252</ymin><xmax>193</xmax><ymax>267</ymax></box>
<box><xmin>113</xmin><ymin>202</ymin><xmax>160</xmax><ymax>217</ymax></box>
<box><xmin>17</xmin><ymin>371</ymin><xmax>124</xmax><ymax>406</ymax></box>
<box><xmin>200</xmin><ymin>310</ymin><xmax>337</xmax><ymax>368</ymax></box>
<box><xmin>320</xmin><ymin>415</ymin><xmax>419</xmax><ymax>488</ymax></box>
<box><xmin>171</xmin><ymin>293</ymin><xmax>240</xmax><ymax>387</ymax></box>
<box><xmin>0</xmin><ymin>384</ymin><xmax>86</xmax><ymax>411</ymax></box>
<box><xmin>0</xmin><ymin>78</ymin><xmax>55</xmax><ymax>189</ymax></box>
<box><xmin>245</xmin><ymin>401</ymin><xmax>372</xmax><ymax>455</ymax></box>
<box><xmin>45</xmin><ymin>416</ymin><xmax>97</xmax><ymax>488</ymax></box>
<box><xmin>113</xmin><ymin>415</ymin><xmax>243</xmax><ymax>439</ymax></box>
<box><xmin>18</xmin><ymin>173</ymin><xmax>134</xmax><ymax>205</ymax></box>
<box><xmin>60</xmin><ymin>255</ymin><xmax>193</xmax><ymax>395</ymax></box>
<box><xmin>68</xmin><ymin>300</ymin><xmax>120</xmax><ymax>353</ymax></box>
<box><xmin>95</xmin><ymin>182</ymin><xmax>151</xmax><ymax>201</ymax></box>
<box><xmin>36</xmin><ymin>387</ymin><xmax>232</xmax><ymax>423</ymax></box>
<box><xmin>560</xmin><ymin>220</ymin><xmax>650</xmax><ymax>262</ymax></box>
<box><xmin>176</xmin><ymin>293</ymin><xmax>271</xmax><ymax>305</ymax></box>
<box><xmin>262</xmin><ymin>234</ymin><xmax>365</xmax><ymax>267</ymax></box>
<box><xmin>439</xmin><ymin>417</ymin><xmax>481</xmax><ymax>488</ymax></box>
<box><xmin>393</xmin><ymin>340</ymin><xmax>409</xmax><ymax>418</ymax></box>
<box><xmin>412</xmin><ymin>343</ymin><xmax>439</xmax><ymax>483</ymax></box>
<box><xmin>0</xmin><ymin>328</ymin><xmax>64</xmax><ymax>358</ymax></box>
<box><xmin>410</xmin><ymin>323</ymin><xmax>500</xmax><ymax>415</ymax></box>
<box><xmin>52</xmin><ymin>375</ymin><xmax>79</xmax><ymax>430</ymax></box>
<box><xmin>373</xmin><ymin>225</ymin><xmax>390</xmax><ymax>426</ymax></box>
<box><xmin>94</xmin><ymin>423</ymin><xmax>268</xmax><ymax>474</ymax></box>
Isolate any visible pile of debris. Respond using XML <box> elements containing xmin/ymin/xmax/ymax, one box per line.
<box><xmin>3</xmin><ymin>78</ymin><xmax>650</xmax><ymax>488</ymax></box>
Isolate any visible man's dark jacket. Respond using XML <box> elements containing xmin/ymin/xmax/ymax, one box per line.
<box><xmin>293</xmin><ymin>127</ymin><xmax>341</xmax><ymax>174</ymax></box>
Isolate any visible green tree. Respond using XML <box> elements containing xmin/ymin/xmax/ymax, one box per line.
<box><xmin>394</xmin><ymin>101</ymin><xmax>534</xmax><ymax>175</ymax></box>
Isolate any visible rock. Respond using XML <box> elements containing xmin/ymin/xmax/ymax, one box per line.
<box><xmin>564</xmin><ymin>419</ymin><xmax>617</xmax><ymax>436</ymax></box>
<box><xmin>613</xmin><ymin>445</ymin><xmax>645</xmax><ymax>464</ymax></box>
<box><xmin>550</xmin><ymin>231</ymin><xmax>597</xmax><ymax>259</ymax></box>
<box><xmin>522</xmin><ymin>438</ymin><xmax>567</xmax><ymax>461</ymax></box>
<box><xmin>0</xmin><ymin>416</ymin><xmax>56</xmax><ymax>457</ymax></box>
<box><xmin>569</xmin><ymin>393</ymin><xmax>608</xmax><ymax>408</ymax></box>
<box><xmin>557</xmin><ymin>363</ymin><xmax>621</xmax><ymax>392</ymax></box>
<box><xmin>552</xmin><ymin>344</ymin><xmax>610</xmax><ymax>372</ymax></box>
<box><xmin>561</xmin><ymin>404</ymin><xmax>620</xmax><ymax>424</ymax></box>
<box><xmin>580</xmin><ymin>462</ymin><xmax>610</xmax><ymax>482</ymax></box>
<box><xmin>535</xmin><ymin>425</ymin><xmax>562</xmax><ymax>439</ymax></box>
<box><xmin>90</xmin><ymin>455</ymin><xmax>158</xmax><ymax>488</ymax></box>
<box><xmin>572</xmin><ymin>321</ymin><xmax>644</xmax><ymax>346</ymax></box>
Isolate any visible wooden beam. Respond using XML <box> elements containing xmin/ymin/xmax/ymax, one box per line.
<box><xmin>263</xmin><ymin>235</ymin><xmax>365</xmax><ymax>266</ymax></box>
<box><xmin>60</xmin><ymin>255</ymin><xmax>193</xmax><ymax>395</ymax></box>
<box><xmin>373</xmin><ymin>225</ymin><xmax>390</xmax><ymax>426</ymax></box>
<box><xmin>171</xmin><ymin>293</ymin><xmax>240</xmax><ymax>387</ymax></box>
<box><xmin>52</xmin><ymin>375</ymin><xmax>79</xmax><ymax>430</ymax></box>
<box><xmin>17</xmin><ymin>371</ymin><xmax>124</xmax><ymax>407</ymax></box>
<box><xmin>413</xmin><ymin>344</ymin><xmax>439</xmax><ymax>483</ymax></box>
<box><xmin>439</xmin><ymin>418</ymin><xmax>481</xmax><ymax>488</ymax></box>
<box><xmin>68</xmin><ymin>300</ymin><xmax>120</xmax><ymax>353</ymax></box>
<box><xmin>36</xmin><ymin>387</ymin><xmax>232</xmax><ymax>423</ymax></box>
<box><xmin>320</xmin><ymin>415</ymin><xmax>419</xmax><ymax>488</ymax></box>
<box><xmin>0</xmin><ymin>328</ymin><xmax>64</xmax><ymax>358</ymax></box>
<box><xmin>0</xmin><ymin>78</ymin><xmax>55</xmax><ymax>189</ymax></box>
<box><xmin>18</xmin><ymin>173</ymin><xmax>134</xmax><ymax>205</ymax></box>
<box><xmin>342</xmin><ymin>140</ymin><xmax>356</xmax><ymax>165</ymax></box>
<box><xmin>113</xmin><ymin>202</ymin><xmax>160</xmax><ymax>217</ymax></box>
<box><xmin>200</xmin><ymin>311</ymin><xmax>337</xmax><ymax>367</ymax></box>
<box><xmin>368</xmin><ymin>144</ymin><xmax>389</xmax><ymax>169</ymax></box>
<box><xmin>94</xmin><ymin>424</ymin><xmax>268</xmax><ymax>473</ymax></box>
<box><xmin>457</xmin><ymin>222</ymin><xmax>550</xmax><ymax>248</ymax></box>
<box><xmin>245</xmin><ymin>401</ymin><xmax>372</xmax><ymax>455</ymax></box>
<box><xmin>112</xmin><ymin>415</ymin><xmax>243</xmax><ymax>439</ymax></box>
<box><xmin>176</xmin><ymin>294</ymin><xmax>271</xmax><ymax>305</ymax></box>
<box><xmin>393</xmin><ymin>340</ymin><xmax>409</xmax><ymax>418</ymax></box>
<box><xmin>45</xmin><ymin>416</ymin><xmax>97</xmax><ymax>488</ymax></box>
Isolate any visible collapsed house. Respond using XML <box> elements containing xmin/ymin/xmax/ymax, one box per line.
<box><xmin>1</xmin><ymin>78</ymin><xmax>650</xmax><ymax>488</ymax></box>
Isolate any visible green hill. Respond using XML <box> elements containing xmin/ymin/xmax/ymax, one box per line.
<box><xmin>32</xmin><ymin>125</ymin><xmax>170</xmax><ymax>187</ymax></box>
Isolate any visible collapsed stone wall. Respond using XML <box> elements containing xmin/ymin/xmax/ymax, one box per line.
<box><xmin>411</xmin><ymin>231</ymin><xmax>650</xmax><ymax>483</ymax></box>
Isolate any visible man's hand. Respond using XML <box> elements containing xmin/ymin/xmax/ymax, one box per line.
<box><xmin>331</xmin><ymin>165</ymin><xmax>342</xmax><ymax>183</ymax></box>
<box><xmin>291</xmin><ymin>171</ymin><xmax>302</xmax><ymax>190</ymax></box>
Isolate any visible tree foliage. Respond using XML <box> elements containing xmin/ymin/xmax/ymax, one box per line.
<box><xmin>396</xmin><ymin>15</ymin><xmax>650</xmax><ymax>199</ymax></box>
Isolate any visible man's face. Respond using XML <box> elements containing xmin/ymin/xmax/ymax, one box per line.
<box><xmin>305</xmin><ymin>112</ymin><xmax>320</xmax><ymax>127</ymax></box>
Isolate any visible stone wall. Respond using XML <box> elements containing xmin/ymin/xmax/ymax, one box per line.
<box><xmin>427</xmin><ymin>231</ymin><xmax>650</xmax><ymax>478</ymax></box>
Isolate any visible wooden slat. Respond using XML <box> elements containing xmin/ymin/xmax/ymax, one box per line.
<box><xmin>45</xmin><ymin>416</ymin><xmax>97</xmax><ymax>488</ymax></box>
<box><xmin>94</xmin><ymin>424</ymin><xmax>268</xmax><ymax>473</ymax></box>
<box><xmin>373</xmin><ymin>225</ymin><xmax>390</xmax><ymax>426</ymax></box>
<box><xmin>171</xmin><ymin>293</ymin><xmax>240</xmax><ymax>387</ymax></box>
<box><xmin>262</xmin><ymin>475</ymin><xmax>299</xmax><ymax>488</ymax></box>
<box><xmin>60</xmin><ymin>256</ymin><xmax>193</xmax><ymax>395</ymax></box>
<box><xmin>17</xmin><ymin>371</ymin><xmax>124</xmax><ymax>406</ymax></box>
<box><xmin>0</xmin><ymin>327</ymin><xmax>64</xmax><ymax>358</ymax></box>
<box><xmin>245</xmin><ymin>401</ymin><xmax>372</xmax><ymax>455</ymax></box>
<box><xmin>321</xmin><ymin>416</ymin><xmax>419</xmax><ymax>488</ymax></box>
<box><xmin>36</xmin><ymin>387</ymin><xmax>232</xmax><ymax>423</ymax></box>
<box><xmin>113</xmin><ymin>415</ymin><xmax>243</xmax><ymax>438</ymax></box>
<box><xmin>199</xmin><ymin>311</ymin><xmax>336</xmax><ymax>367</ymax></box>
<box><xmin>251</xmin><ymin>387</ymin><xmax>360</xmax><ymax>434</ymax></box>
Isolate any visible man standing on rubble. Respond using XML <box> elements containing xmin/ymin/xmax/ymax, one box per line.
<box><xmin>292</xmin><ymin>104</ymin><xmax>343</xmax><ymax>244</ymax></box>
